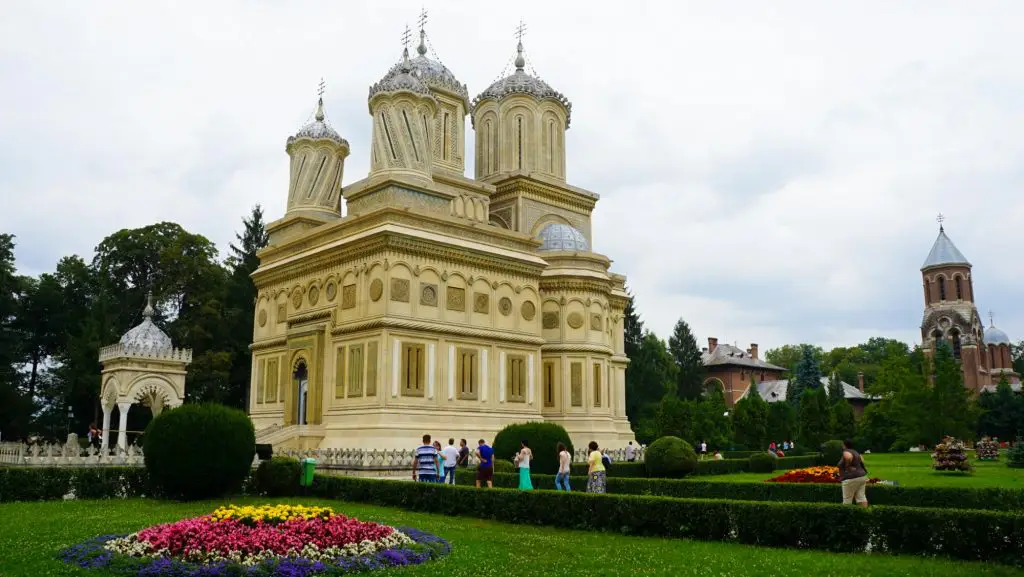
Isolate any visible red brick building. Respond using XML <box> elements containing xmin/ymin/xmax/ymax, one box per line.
<box><xmin>920</xmin><ymin>222</ymin><xmax>1019</xmax><ymax>392</ymax></box>
<box><xmin>702</xmin><ymin>338</ymin><xmax>786</xmax><ymax>406</ymax></box>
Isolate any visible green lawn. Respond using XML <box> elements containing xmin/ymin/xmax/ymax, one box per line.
<box><xmin>2</xmin><ymin>497</ymin><xmax>1023</xmax><ymax>577</ymax></box>
<box><xmin>699</xmin><ymin>452</ymin><xmax>1024</xmax><ymax>488</ymax></box>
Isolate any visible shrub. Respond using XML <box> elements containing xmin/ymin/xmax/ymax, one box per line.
<box><xmin>821</xmin><ymin>440</ymin><xmax>845</xmax><ymax>465</ymax></box>
<box><xmin>645</xmin><ymin>436</ymin><xmax>697</xmax><ymax>478</ymax></box>
<box><xmin>254</xmin><ymin>457</ymin><xmax>301</xmax><ymax>497</ymax></box>
<box><xmin>492</xmin><ymin>422</ymin><xmax>573</xmax><ymax>475</ymax></box>
<box><xmin>748</xmin><ymin>453</ymin><xmax>777</xmax><ymax>473</ymax></box>
<box><xmin>493</xmin><ymin>459</ymin><xmax>516</xmax><ymax>474</ymax></box>
<box><xmin>143</xmin><ymin>403</ymin><xmax>256</xmax><ymax>500</ymax></box>
<box><xmin>0</xmin><ymin>467</ymin><xmax>153</xmax><ymax>502</ymax></box>
<box><xmin>318</xmin><ymin>475</ymin><xmax>1024</xmax><ymax>565</ymax></box>
<box><xmin>976</xmin><ymin>438</ymin><xmax>1000</xmax><ymax>461</ymax></box>
<box><xmin>1008</xmin><ymin>444</ymin><xmax>1024</xmax><ymax>469</ymax></box>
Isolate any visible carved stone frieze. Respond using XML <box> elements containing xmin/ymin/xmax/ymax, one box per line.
<box><xmin>567</xmin><ymin>312</ymin><xmax>584</xmax><ymax>329</ymax></box>
<box><xmin>258</xmin><ymin>310</ymin><xmax>268</xmax><ymax>327</ymax></box>
<box><xmin>521</xmin><ymin>301</ymin><xmax>536</xmax><ymax>321</ymax></box>
<box><xmin>308</xmin><ymin>285</ymin><xmax>320</xmax><ymax>306</ymax></box>
<box><xmin>369</xmin><ymin>279</ymin><xmax>383</xmax><ymax>302</ymax></box>
<box><xmin>342</xmin><ymin>284</ymin><xmax>357</xmax><ymax>309</ymax></box>
<box><xmin>277</xmin><ymin>304</ymin><xmax>286</xmax><ymax>321</ymax></box>
<box><xmin>446</xmin><ymin>287</ymin><xmax>465</xmax><ymax>311</ymax></box>
<box><xmin>498</xmin><ymin>297</ymin><xmax>512</xmax><ymax>316</ymax></box>
<box><xmin>421</xmin><ymin>283</ymin><xmax>438</xmax><ymax>307</ymax></box>
<box><xmin>291</xmin><ymin>287</ymin><xmax>303</xmax><ymax>309</ymax></box>
<box><xmin>590</xmin><ymin>313</ymin><xmax>602</xmax><ymax>331</ymax></box>
<box><xmin>325</xmin><ymin>282</ymin><xmax>337</xmax><ymax>302</ymax></box>
<box><xmin>390</xmin><ymin>278</ymin><xmax>410</xmax><ymax>303</ymax></box>
<box><xmin>543</xmin><ymin>311</ymin><xmax>559</xmax><ymax>329</ymax></box>
<box><xmin>473</xmin><ymin>293</ymin><xmax>489</xmax><ymax>314</ymax></box>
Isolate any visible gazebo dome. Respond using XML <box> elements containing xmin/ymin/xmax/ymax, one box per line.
<box><xmin>984</xmin><ymin>325</ymin><xmax>1011</xmax><ymax>346</ymax></box>
<box><xmin>538</xmin><ymin>223</ymin><xmax>589</xmax><ymax>252</ymax></box>
<box><xmin>119</xmin><ymin>295</ymin><xmax>172</xmax><ymax>351</ymax></box>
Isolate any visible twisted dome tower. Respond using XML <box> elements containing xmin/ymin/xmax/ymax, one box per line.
<box><xmin>284</xmin><ymin>91</ymin><xmax>350</xmax><ymax>220</ymax></box>
<box><xmin>472</xmin><ymin>31</ymin><xmax>571</xmax><ymax>181</ymax></box>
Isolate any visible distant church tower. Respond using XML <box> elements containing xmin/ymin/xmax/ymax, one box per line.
<box><xmin>919</xmin><ymin>216</ymin><xmax>985</xmax><ymax>391</ymax></box>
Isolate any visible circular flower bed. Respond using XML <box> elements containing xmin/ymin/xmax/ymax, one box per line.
<box><xmin>59</xmin><ymin>504</ymin><xmax>450</xmax><ymax>576</ymax></box>
<box><xmin>766</xmin><ymin>466</ymin><xmax>881</xmax><ymax>485</ymax></box>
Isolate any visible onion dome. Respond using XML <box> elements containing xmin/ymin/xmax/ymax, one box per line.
<box><xmin>387</xmin><ymin>29</ymin><xmax>470</xmax><ymax>109</ymax></box>
<box><xmin>119</xmin><ymin>294</ymin><xmax>172</xmax><ymax>351</ymax></box>
<box><xmin>368</xmin><ymin>50</ymin><xmax>434</xmax><ymax>107</ymax></box>
<box><xmin>538</xmin><ymin>223</ymin><xmax>589</xmax><ymax>252</ymax></box>
<box><xmin>288</xmin><ymin>97</ymin><xmax>348</xmax><ymax>147</ymax></box>
<box><xmin>985</xmin><ymin>314</ymin><xmax>1011</xmax><ymax>345</ymax></box>
<box><xmin>473</xmin><ymin>39</ymin><xmax>572</xmax><ymax>126</ymax></box>
<box><xmin>922</xmin><ymin>224</ymin><xmax>970</xmax><ymax>270</ymax></box>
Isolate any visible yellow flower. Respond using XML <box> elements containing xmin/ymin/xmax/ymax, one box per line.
<box><xmin>209</xmin><ymin>504</ymin><xmax>334</xmax><ymax>525</ymax></box>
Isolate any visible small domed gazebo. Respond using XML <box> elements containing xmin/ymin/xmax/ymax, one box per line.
<box><xmin>98</xmin><ymin>294</ymin><xmax>191</xmax><ymax>452</ymax></box>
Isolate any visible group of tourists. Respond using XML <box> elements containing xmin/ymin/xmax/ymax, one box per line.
<box><xmin>412</xmin><ymin>434</ymin><xmax>613</xmax><ymax>494</ymax></box>
<box><xmin>411</xmin><ymin>435</ymin><xmax>471</xmax><ymax>484</ymax></box>
<box><xmin>767</xmin><ymin>440</ymin><xmax>796</xmax><ymax>457</ymax></box>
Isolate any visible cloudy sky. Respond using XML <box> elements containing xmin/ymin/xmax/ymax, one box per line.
<box><xmin>2</xmin><ymin>1</ymin><xmax>1022</xmax><ymax>353</ymax></box>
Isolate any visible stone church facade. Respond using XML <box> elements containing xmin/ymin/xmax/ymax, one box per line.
<box><xmin>919</xmin><ymin>223</ymin><xmax>1019</xmax><ymax>392</ymax></box>
<box><xmin>248</xmin><ymin>22</ymin><xmax>634</xmax><ymax>450</ymax></box>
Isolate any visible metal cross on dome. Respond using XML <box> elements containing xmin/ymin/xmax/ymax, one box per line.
<box><xmin>936</xmin><ymin>213</ymin><xmax>945</xmax><ymax>225</ymax></box>
<box><xmin>418</xmin><ymin>7</ymin><xmax>428</xmax><ymax>32</ymax></box>
<box><xmin>401</xmin><ymin>24</ymin><xmax>412</xmax><ymax>51</ymax></box>
<box><xmin>317</xmin><ymin>78</ymin><xmax>325</xmax><ymax>98</ymax></box>
<box><xmin>515</xmin><ymin>19</ymin><xmax>528</xmax><ymax>41</ymax></box>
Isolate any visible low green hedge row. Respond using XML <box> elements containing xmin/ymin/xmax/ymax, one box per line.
<box><xmin>456</xmin><ymin>470</ymin><xmax>1024</xmax><ymax>512</ymax></box>
<box><xmin>568</xmin><ymin>455</ymin><xmax>823</xmax><ymax>478</ymax></box>
<box><xmin>310</xmin><ymin>474</ymin><xmax>1024</xmax><ymax>565</ymax></box>
<box><xmin>0</xmin><ymin>467</ymin><xmax>154</xmax><ymax>501</ymax></box>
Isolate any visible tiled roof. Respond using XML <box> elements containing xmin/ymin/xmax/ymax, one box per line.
<box><xmin>740</xmin><ymin>377</ymin><xmax>879</xmax><ymax>403</ymax></box>
<box><xmin>702</xmin><ymin>343</ymin><xmax>785</xmax><ymax>371</ymax></box>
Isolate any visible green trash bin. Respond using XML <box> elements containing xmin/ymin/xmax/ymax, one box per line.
<box><xmin>300</xmin><ymin>458</ymin><xmax>317</xmax><ymax>487</ymax></box>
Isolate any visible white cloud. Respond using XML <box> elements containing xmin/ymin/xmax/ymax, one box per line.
<box><xmin>2</xmin><ymin>0</ymin><xmax>1023</xmax><ymax>353</ymax></box>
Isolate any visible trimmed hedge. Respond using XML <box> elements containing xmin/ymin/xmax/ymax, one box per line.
<box><xmin>822</xmin><ymin>440</ymin><xmax>845</xmax><ymax>465</ymax></box>
<box><xmin>748</xmin><ymin>453</ymin><xmax>777</xmax><ymax>473</ymax></box>
<box><xmin>493</xmin><ymin>422</ymin><xmax>573</xmax><ymax>475</ymax></box>
<box><xmin>0</xmin><ymin>467</ymin><xmax>154</xmax><ymax>502</ymax></box>
<box><xmin>144</xmin><ymin>403</ymin><xmax>256</xmax><ymax>500</ymax></box>
<box><xmin>254</xmin><ymin>457</ymin><xmax>301</xmax><ymax>497</ymax></box>
<box><xmin>455</xmin><ymin>470</ymin><xmax>1024</xmax><ymax>512</ymax></box>
<box><xmin>315</xmin><ymin>474</ymin><xmax>1024</xmax><ymax>565</ymax></box>
<box><xmin>645</xmin><ymin>437</ymin><xmax>697</xmax><ymax>477</ymax></box>
<box><xmin>570</xmin><ymin>455</ymin><xmax>823</xmax><ymax>478</ymax></box>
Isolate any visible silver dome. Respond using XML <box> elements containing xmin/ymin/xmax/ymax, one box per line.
<box><xmin>921</xmin><ymin>226</ymin><xmax>971</xmax><ymax>270</ymax></box>
<box><xmin>984</xmin><ymin>325</ymin><xmax>1011</xmax><ymax>346</ymax></box>
<box><xmin>119</xmin><ymin>296</ymin><xmax>173</xmax><ymax>351</ymax></box>
<box><xmin>394</xmin><ymin>37</ymin><xmax>470</xmax><ymax>109</ymax></box>
<box><xmin>473</xmin><ymin>41</ymin><xmax>572</xmax><ymax>126</ymax></box>
<box><xmin>289</xmin><ymin>98</ymin><xmax>348</xmax><ymax>147</ymax></box>
<box><xmin>369</xmin><ymin>53</ymin><xmax>434</xmax><ymax>102</ymax></box>
<box><xmin>537</xmin><ymin>223</ymin><xmax>589</xmax><ymax>252</ymax></box>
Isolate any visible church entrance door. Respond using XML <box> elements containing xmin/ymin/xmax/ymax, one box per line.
<box><xmin>294</xmin><ymin>362</ymin><xmax>308</xmax><ymax>426</ymax></box>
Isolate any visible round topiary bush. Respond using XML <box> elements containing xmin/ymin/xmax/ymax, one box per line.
<box><xmin>143</xmin><ymin>403</ymin><xmax>255</xmax><ymax>500</ymax></box>
<box><xmin>492</xmin><ymin>459</ymin><xmax>516</xmax><ymax>474</ymax></box>
<box><xmin>254</xmin><ymin>456</ymin><xmax>301</xmax><ymax>497</ymax></box>
<box><xmin>748</xmin><ymin>452</ymin><xmax>777</xmax><ymax>473</ymax></box>
<box><xmin>645</xmin><ymin>436</ymin><xmax>697</xmax><ymax>478</ymax></box>
<box><xmin>822</xmin><ymin>440</ymin><xmax>845</xmax><ymax>465</ymax></box>
<box><xmin>1007</xmin><ymin>445</ymin><xmax>1024</xmax><ymax>469</ymax></box>
<box><xmin>492</xmin><ymin>422</ymin><xmax>573</xmax><ymax>475</ymax></box>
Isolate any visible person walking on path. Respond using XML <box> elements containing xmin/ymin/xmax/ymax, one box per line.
<box><xmin>475</xmin><ymin>439</ymin><xmax>494</xmax><ymax>488</ymax></box>
<box><xmin>432</xmin><ymin>440</ymin><xmax>445</xmax><ymax>483</ymax></box>
<box><xmin>838</xmin><ymin>439</ymin><xmax>869</xmax><ymax>508</ymax></box>
<box><xmin>442</xmin><ymin>438</ymin><xmax>459</xmax><ymax>484</ymax></box>
<box><xmin>555</xmin><ymin>442</ymin><xmax>572</xmax><ymax>491</ymax></box>
<box><xmin>586</xmin><ymin>441</ymin><xmax>606</xmax><ymax>494</ymax></box>
<box><xmin>514</xmin><ymin>439</ymin><xmax>534</xmax><ymax>490</ymax></box>
<box><xmin>699</xmin><ymin>440</ymin><xmax>708</xmax><ymax>460</ymax></box>
<box><xmin>412</xmin><ymin>434</ymin><xmax>438</xmax><ymax>483</ymax></box>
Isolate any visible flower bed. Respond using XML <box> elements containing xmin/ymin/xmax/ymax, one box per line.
<box><xmin>933</xmin><ymin>437</ymin><xmax>972</xmax><ymax>472</ymax></box>
<box><xmin>766</xmin><ymin>466</ymin><xmax>880</xmax><ymax>485</ymax></box>
<box><xmin>59</xmin><ymin>504</ymin><xmax>450</xmax><ymax>576</ymax></box>
<box><xmin>976</xmin><ymin>438</ymin><xmax>1000</xmax><ymax>461</ymax></box>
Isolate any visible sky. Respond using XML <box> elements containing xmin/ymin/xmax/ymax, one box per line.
<box><xmin>2</xmin><ymin>1</ymin><xmax>1023</xmax><ymax>354</ymax></box>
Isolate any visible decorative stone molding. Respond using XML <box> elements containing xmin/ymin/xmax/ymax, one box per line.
<box><xmin>342</xmin><ymin>284</ymin><xmax>357</xmax><ymax>309</ymax></box>
<box><xmin>521</xmin><ymin>301</ymin><xmax>536</xmax><ymax>321</ymax></box>
<box><xmin>332</xmin><ymin>317</ymin><xmax>545</xmax><ymax>346</ymax></box>
<box><xmin>473</xmin><ymin>293</ymin><xmax>489</xmax><ymax>314</ymax></box>
<box><xmin>369</xmin><ymin>279</ymin><xmax>383</xmax><ymax>302</ymax></box>
<box><xmin>390</xmin><ymin>278</ymin><xmax>410</xmax><ymax>302</ymax></box>
<box><xmin>567</xmin><ymin>312</ymin><xmax>584</xmax><ymax>329</ymax></box>
<box><xmin>542</xmin><ymin>311</ymin><xmax>559</xmax><ymax>329</ymax></box>
<box><xmin>498</xmin><ymin>297</ymin><xmax>512</xmax><ymax>316</ymax></box>
<box><xmin>421</xmin><ymin>283</ymin><xmax>438</xmax><ymax>306</ymax></box>
<box><xmin>446</xmin><ymin>287</ymin><xmax>465</xmax><ymax>311</ymax></box>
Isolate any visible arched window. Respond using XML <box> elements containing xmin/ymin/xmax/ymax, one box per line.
<box><xmin>937</xmin><ymin>276</ymin><xmax>947</xmax><ymax>301</ymax></box>
<box><xmin>293</xmin><ymin>361</ymin><xmax>309</xmax><ymax>425</ymax></box>
<box><xmin>951</xmin><ymin>331</ymin><xmax>962</xmax><ymax>360</ymax></box>
<box><xmin>516</xmin><ymin>115</ymin><xmax>524</xmax><ymax>170</ymax></box>
<box><xmin>990</xmin><ymin>345</ymin><xmax>997</xmax><ymax>368</ymax></box>
<box><xmin>955</xmin><ymin>276</ymin><xmax>963</xmax><ymax>300</ymax></box>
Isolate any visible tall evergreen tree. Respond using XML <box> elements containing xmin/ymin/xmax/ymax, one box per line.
<box><xmin>693</xmin><ymin>387</ymin><xmax>732</xmax><ymax>449</ymax></box>
<box><xmin>767</xmin><ymin>401</ymin><xmax>797</xmax><ymax>445</ymax></box>
<box><xmin>623</xmin><ymin>288</ymin><xmax>643</xmax><ymax>361</ymax></box>
<box><xmin>928</xmin><ymin>340</ymin><xmax>977</xmax><ymax>442</ymax></box>
<box><xmin>826</xmin><ymin>372</ymin><xmax>844</xmax><ymax>405</ymax></box>
<box><xmin>0</xmin><ymin>234</ymin><xmax>22</xmax><ymax>394</ymax></box>
<box><xmin>667</xmin><ymin>318</ymin><xmax>705</xmax><ymax>399</ymax></box>
<box><xmin>787</xmin><ymin>344</ymin><xmax>823</xmax><ymax>406</ymax></box>
<box><xmin>224</xmin><ymin>205</ymin><xmax>269</xmax><ymax>411</ymax></box>
<box><xmin>798</xmin><ymin>385</ymin><xmax>830</xmax><ymax>449</ymax></box>
<box><xmin>976</xmin><ymin>376</ymin><xmax>1018</xmax><ymax>440</ymax></box>
<box><xmin>626</xmin><ymin>331</ymin><xmax>676</xmax><ymax>428</ymax></box>
<box><xmin>830</xmin><ymin>398</ymin><xmax>857</xmax><ymax>441</ymax></box>
<box><xmin>732</xmin><ymin>381</ymin><xmax>770</xmax><ymax>449</ymax></box>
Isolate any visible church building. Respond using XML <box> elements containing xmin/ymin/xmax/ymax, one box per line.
<box><xmin>919</xmin><ymin>220</ymin><xmax>1019</xmax><ymax>392</ymax></box>
<box><xmin>247</xmin><ymin>20</ymin><xmax>635</xmax><ymax>450</ymax></box>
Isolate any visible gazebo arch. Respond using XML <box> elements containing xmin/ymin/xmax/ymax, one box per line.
<box><xmin>97</xmin><ymin>293</ymin><xmax>192</xmax><ymax>453</ymax></box>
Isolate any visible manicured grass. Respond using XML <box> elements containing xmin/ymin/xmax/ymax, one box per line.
<box><xmin>2</xmin><ymin>497</ymin><xmax>1023</xmax><ymax>576</ymax></box>
<box><xmin>700</xmin><ymin>452</ymin><xmax>1024</xmax><ymax>488</ymax></box>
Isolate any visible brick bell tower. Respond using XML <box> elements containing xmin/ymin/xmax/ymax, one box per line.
<box><xmin>919</xmin><ymin>215</ymin><xmax>985</xmax><ymax>392</ymax></box>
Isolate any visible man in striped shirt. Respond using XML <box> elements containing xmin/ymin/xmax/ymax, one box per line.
<box><xmin>412</xmin><ymin>434</ymin><xmax>438</xmax><ymax>483</ymax></box>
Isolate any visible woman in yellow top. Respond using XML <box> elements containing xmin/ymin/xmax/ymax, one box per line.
<box><xmin>586</xmin><ymin>440</ymin><xmax>606</xmax><ymax>493</ymax></box>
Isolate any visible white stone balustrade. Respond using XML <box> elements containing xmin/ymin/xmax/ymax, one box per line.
<box><xmin>98</xmin><ymin>343</ymin><xmax>193</xmax><ymax>363</ymax></box>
